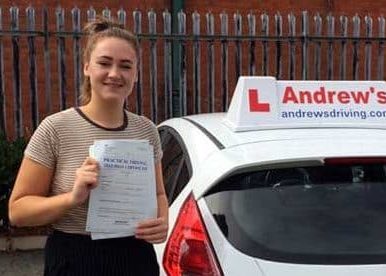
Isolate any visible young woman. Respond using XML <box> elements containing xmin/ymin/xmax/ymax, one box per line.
<box><xmin>8</xmin><ymin>18</ymin><xmax>168</xmax><ymax>276</ymax></box>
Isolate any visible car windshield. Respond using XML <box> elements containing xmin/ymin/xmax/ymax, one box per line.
<box><xmin>204</xmin><ymin>160</ymin><xmax>386</xmax><ymax>264</ymax></box>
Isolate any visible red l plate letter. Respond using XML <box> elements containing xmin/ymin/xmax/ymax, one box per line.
<box><xmin>249</xmin><ymin>89</ymin><xmax>270</xmax><ymax>112</ymax></box>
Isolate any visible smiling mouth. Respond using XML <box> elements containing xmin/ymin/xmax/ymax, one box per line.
<box><xmin>104</xmin><ymin>83</ymin><xmax>124</xmax><ymax>88</ymax></box>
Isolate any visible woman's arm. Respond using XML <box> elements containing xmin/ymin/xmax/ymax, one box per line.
<box><xmin>9</xmin><ymin>156</ymin><xmax>99</xmax><ymax>227</ymax></box>
<box><xmin>155</xmin><ymin>162</ymin><xmax>169</xmax><ymax>222</ymax></box>
<box><xmin>135</xmin><ymin>162</ymin><xmax>169</xmax><ymax>243</ymax></box>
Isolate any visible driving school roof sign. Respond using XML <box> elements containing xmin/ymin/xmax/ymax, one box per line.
<box><xmin>223</xmin><ymin>76</ymin><xmax>386</xmax><ymax>132</ymax></box>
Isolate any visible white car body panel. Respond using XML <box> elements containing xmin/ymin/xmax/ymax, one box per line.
<box><xmin>257</xmin><ymin>260</ymin><xmax>386</xmax><ymax>276</ymax></box>
<box><xmin>192</xmin><ymin>135</ymin><xmax>386</xmax><ymax>198</ymax></box>
<box><xmin>198</xmin><ymin>198</ymin><xmax>265</xmax><ymax>276</ymax></box>
<box><xmin>186</xmin><ymin>113</ymin><xmax>386</xmax><ymax>148</ymax></box>
<box><xmin>156</xmin><ymin>114</ymin><xmax>386</xmax><ymax>276</ymax></box>
<box><xmin>159</xmin><ymin>118</ymin><xmax>220</xmax><ymax>169</ymax></box>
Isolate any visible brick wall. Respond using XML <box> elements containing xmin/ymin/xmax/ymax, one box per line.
<box><xmin>0</xmin><ymin>1</ymin><xmax>385</xmax><ymax>138</ymax></box>
<box><xmin>1</xmin><ymin>1</ymin><xmax>169</xmax><ymax>138</ymax></box>
<box><xmin>181</xmin><ymin>0</ymin><xmax>386</xmax><ymax>113</ymax></box>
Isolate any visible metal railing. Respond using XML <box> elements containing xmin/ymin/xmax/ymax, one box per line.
<box><xmin>0</xmin><ymin>6</ymin><xmax>385</xmax><ymax>138</ymax></box>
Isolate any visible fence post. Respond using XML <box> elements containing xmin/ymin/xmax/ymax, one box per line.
<box><xmin>163</xmin><ymin>10</ymin><xmax>173</xmax><ymax>119</ymax></box>
<box><xmin>148</xmin><ymin>9</ymin><xmax>158</xmax><ymax>122</ymax></box>
<box><xmin>339</xmin><ymin>15</ymin><xmax>348</xmax><ymax>80</ymax></box>
<box><xmin>378</xmin><ymin>16</ymin><xmax>385</xmax><ymax>80</ymax></box>
<box><xmin>26</xmin><ymin>6</ymin><xmax>38</xmax><ymax>130</ymax></box>
<box><xmin>261</xmin><ymin>12</ymin><xmax>269</xmax><ymax>76</ymax></box>
<box><xmin>133</xmin><ymin>9</ymin><xmax>143</xmax><ymax>115</ymax></box>
<box><xmin>301</xmin><ymin>11</ymin><xmax>308</xmax><ymax>80</ymax></box>
<box><xmin>178</xmin><ymin>10</ymin><xmax>187</xmax><ymax>116</ymax></box>
<box><xmin>10</xmin><ymin>6</ymin><xmax>22</xmax><ymax>138</ymax></box>
<box><xmin>56</xmin><ymin>6</ymin><xmax>67</xmax><ymax>110</ymax></box>
<box><xmin>275</xmin><ymin>12</ymin><xmax>283</xmax><ymax>79</ymax></box>
<box><xmin>172</xmin><ymin>1</ymin><xmax>184</xmax><ymax>116</ymax></box>
<box><xmin>42</xmin><ymin>7</ymin><xmax>52</xmax><ymax>115</ymax></box>
<box><xmin>313</xmin><ymin>13</ymin><xmax>322</xmax><ymax>80</ymax></box>
<box><xmin>72</xmin><ymin>7</ymin><xmax>81</xmax><ymax>106</ymax></box>
<box><xmin>326</xmin><ymin>13</ymin><xmax>335</xmax><ymax>80</ymax></box>
<box><xmin>102</xmin><ymin>8</ymin><xmax>111</xmax><ymax>20</ymax></box>
<box><xmin>220</xmin><ymin>11</ymin><xmax>228</xmax><ymax>111</ymax></box>
<box><xmin>117</xmin><ymin>7</ymin><xmax>127</xmax><ymax>109</ymax></box>
<box><xmin>352</xmin><ymin>14</ymin><xmax>360</xmax><ymax>80</ymax></box>
<box><xmin>117</xmin><ymin>8</ymin><xmax>126</xmax><ymax>26</ymax></box>
<box><xmin>288</xmin><ymin>12</ymin><xmax>296</xmax><ymax>80</ymax></box>
<box><xmin>247</xmin><ymin>11</ymin><xmax>256</xmax><ymax>76</ymax></box>
<box><xmin>192</xmin><ymin>11</ymin><xmax>201</xmax><ymax>114</ymax></box>
<box><xmin>206</xmin><ymin>11</ymin><xmax>215</xmax><ymax>112</ymax></box>
<box><xmin>364</xmin><ymin>15</ymin><xmax>373</xmax><ymax>80</ymax></box>
<box><xmin>0</xmin><ymin>8</ymin><xmax>5</xmax><ymax>137</ymax></box>
<box><xmin>87</xmin><ymin>6</ymin><xmax>96</xmax><ymax>22</ymax></box>
<box><xmin>234</xmin><ymin>11</ymin><xmax>242</xmax><ymax>79</ymax></box>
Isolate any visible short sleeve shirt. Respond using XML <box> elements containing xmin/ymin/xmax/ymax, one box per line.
<box><xmin>24</xmin><ymin>108</ymin><xmax>163</xmax><ymax>234</ymax></box>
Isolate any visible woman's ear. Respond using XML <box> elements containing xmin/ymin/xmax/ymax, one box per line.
<box><xmin>134</xmin><ymin>68</ymin><xmax>138</xmax><ymax>83</ymax></box>
<box><xmin>83</xmin><ymin>63</ymin><xmax>90</xmax><ymax>77</ymax></box>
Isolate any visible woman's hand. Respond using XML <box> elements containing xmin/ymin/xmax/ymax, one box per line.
<box><xmin>70</xmin><ymin>157</ymin><xmax>100</xmax><ymax>206</ymax></box>
<box><xmin>135</xmin><ymin>216</ymin><xmax>168</xmax><ymax>244</ymax></box>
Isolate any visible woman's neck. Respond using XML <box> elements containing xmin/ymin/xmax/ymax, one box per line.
<box><xmin>80</xmin><ymin>100</ymin><xmax>125</xmax><ymax>129</ymax></box>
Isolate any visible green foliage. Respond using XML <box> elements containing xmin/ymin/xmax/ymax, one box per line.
<box><xmin>0</xmin><ymin>133</ymin><xmax>27</xmax><ymax>231</ymax></box>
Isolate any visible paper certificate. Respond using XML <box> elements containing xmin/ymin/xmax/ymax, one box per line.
<box><xmin>86</xmin><ymin>139</ymin><xmax>157</xmax><ymax>239</ymax></box>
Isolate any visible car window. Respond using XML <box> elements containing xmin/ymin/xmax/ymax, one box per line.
<box><xmin>159</xmin><ymin>127</ymin><xmax>192</xmax><ymax>205</ymax></box>
<box><xmin>204</xmin><ymin>160</ymin><xmax>386</xmax><ymax>265</ymax></box>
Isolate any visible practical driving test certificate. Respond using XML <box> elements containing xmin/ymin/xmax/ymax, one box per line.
<box><xmin>86</xmin><ymin>139</ymin><xmax>157</xmax><ymax>239</ymax></box>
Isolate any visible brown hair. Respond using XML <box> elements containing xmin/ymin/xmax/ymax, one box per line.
<box><xmin>79</xmin><ymin>17</ymin><xmax>140</xmax><ymax>105</ymax></box>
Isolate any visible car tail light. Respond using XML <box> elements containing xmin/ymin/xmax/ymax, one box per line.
<box><xmin>324</xmin><ymin>157</ymin><xmax>386</xmax><ymax>165</ymax></box>
<box><xmin>163</xmin><ymin>193</ymin><xmax>223</xmax><ymax>276</ymax></box>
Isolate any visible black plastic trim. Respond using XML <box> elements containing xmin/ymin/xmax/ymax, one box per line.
<box><xmin>182</xmin><ymin>117</ymin><xmax>225</xmax><ymax>150</ymax></box>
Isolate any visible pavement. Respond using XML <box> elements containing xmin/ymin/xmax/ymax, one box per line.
<box><xmin>0</xmin><ymin>249</ymin><xmax>44</xmax><ymax>276</ymax></box>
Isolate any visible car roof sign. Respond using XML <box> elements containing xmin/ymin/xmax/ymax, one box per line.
<box><xmin>223</xmin><ymin>76</ymin><xmax>386</xmax><ymax>132</ymax></box>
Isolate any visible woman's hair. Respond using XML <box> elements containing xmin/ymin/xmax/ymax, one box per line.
<box><xmin>79</xmin><ymin>17</ymin><xmax>140</xmax><ymax>105</ymax></box>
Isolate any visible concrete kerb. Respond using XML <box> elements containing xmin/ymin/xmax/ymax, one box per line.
<box><xmin>0</xmin><ymin>236</ymin><xmax>46</xmax><ymax>251</ymax></box>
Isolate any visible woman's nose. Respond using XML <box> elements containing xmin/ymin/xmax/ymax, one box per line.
<box><xmin>108</xmin><ymin>65</ymin><xmax>120</xmax><ymax>77</ymax></box>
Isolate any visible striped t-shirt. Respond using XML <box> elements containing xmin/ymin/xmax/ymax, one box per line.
<box><xmin>24</xmin><ymin>107</ymin><xmax>163</xmax><ymax>234</ymax></box>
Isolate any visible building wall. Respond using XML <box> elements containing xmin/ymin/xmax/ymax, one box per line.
<box><xmin>185</xmin><ymin>0</ymin><xmax>385</xmax><ymax>15</ymax></box>
<box><xmin>0</xmin><ymin>1</ymin><xmax>170</xmax><ymax>138</ymax></box>
<box><xmin>0</xmin><ymin>1</ymin><xmax>385</xmax><ymax>138</ymax></box>
<box><xmin>181</xmin><ymin>0</ymin><xmax>386</xmax><ymax>113</ymax></box>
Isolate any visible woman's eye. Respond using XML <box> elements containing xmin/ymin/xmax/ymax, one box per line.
<box><xmin>97</xmin><ymin>62</ymin><xmax>110</xmax><ymax>67</ymax></box>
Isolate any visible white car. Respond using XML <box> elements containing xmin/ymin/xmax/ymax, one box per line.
<box><xmin>154</xmin><ymin>77</ymin><xmax>386</xmax><ymax>276</ymax></box>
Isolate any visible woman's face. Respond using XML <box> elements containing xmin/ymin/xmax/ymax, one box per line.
<box><xmin>83</xmin><ymin>37</ymin><xmax>138</xmax><ymax>105</ymax></box>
